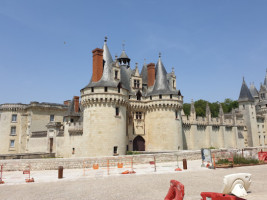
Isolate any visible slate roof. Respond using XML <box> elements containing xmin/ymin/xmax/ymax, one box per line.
<box><xmin>249</xmin><ymin>83</ymin><xmax>259</xmax><ymax>98</ymax></box>
<box><xmin>238</xmin><ymin>78</ymin><xmax>254</xmax><ymax>102</ymax></box>
<box><xmin>140</xmin><ymin>63</ymin><xmax>148</xmax><ymax>85</ymax></box>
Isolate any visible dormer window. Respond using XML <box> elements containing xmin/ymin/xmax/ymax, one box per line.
<box><xmin>91</xmin><ymin>87</ymin><xmax>94</xmax><ymax>92</ymax></box>
<box><xmin>134</xmin><ymin>79</ymin><xmax>140</xmax><ymax>89</ymax></box>
<box><xmin>170</xmin><ymin>94</ymin><xmax>172</xmax><ymax>99</ymax></box>
<box><xmin>105</xmin><ymin>87</ymin><xmax>108</xmax><ymax>92</ymax></box>
<box><xmin>159</xmin><ymin>95</ymin><xmax>162</xmax><ymax>99</ymax></box>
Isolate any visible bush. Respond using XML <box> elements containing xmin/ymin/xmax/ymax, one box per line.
<box><xmin>233</xmin><ymin>155</ymin><xmax>259</xmax><ymax>165</ymax></box>
<box><xmin>216</xmin><ymin>159</ymin><xmax>230</xmax><ymax>165</ymax></box>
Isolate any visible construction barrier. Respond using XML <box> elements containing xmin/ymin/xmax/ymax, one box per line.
<box><xmin>164</xmin><ymin>180</ymin><xmax>185</xmax><ymax>200</ymax></box>
<box><xmin>258</xmin><ymin>151</ymin><xmax>267</xmax><ymax>162</ymax></box>
<box><xmin>0</xmin><ymin>164</ymin><xmax>4</xmax><ymax>184</ymax></box>
<box><xmin>23</xmin><ymin>164</ymin><xmax>34</xmax><ymax>183</ymax></box>
<box><xmin>200</xmin><ymin>192</ymin><xmax>246</xmax><ymax>200</ymax></box>
<box><xmin>83</xmin><ymin>156</ymin><xmax>134</xmax><ymax>176</ymax></box>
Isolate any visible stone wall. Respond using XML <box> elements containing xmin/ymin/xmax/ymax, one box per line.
<box><xmin>0</xmin><ymin>148</ymin><xmax>263</xmax><ymax>171</ymax></box>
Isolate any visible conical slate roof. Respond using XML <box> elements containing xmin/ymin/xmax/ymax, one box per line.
<box><xmin>119</xmin><ymin>50</ymin><xmax>129</xmax><ymax>59</ymax></box>
<box><xmin>84</xmin><ymin>40</ymin><xmax>118</xmax><ymax>89</ymax></box>
<box><xmin>140</xmin><ymin>63</ymin><xmax>148</xmax><ymax>85</ymax></box>
<box><xmin>264</xmin><ymin>70</ymin><xmax>267</xmax><ymax>86</ymax></box>
<box><xmin>149</xmin><ymin>56</ymin><xmax>176</xmax><ymax>95</ymax></box>
<box><xmin>238</xmin><ymin>78</ymin><xmax>254</xmax><ymax>102</ymax></box>
<box><xmin>249</xmin><ymin>83</ymin><xmax>259</xmax><ymax>98</ymax></box>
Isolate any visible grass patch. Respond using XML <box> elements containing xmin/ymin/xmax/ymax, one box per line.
<box><xmin>126</xmin><ymin>151</ymin><xmax>141</xmax><ymax>155</ymax></box>
<box><xmin>233</xmin><ymin>155</ymin><xmax>259</xmax><ymax>165</ymax></box>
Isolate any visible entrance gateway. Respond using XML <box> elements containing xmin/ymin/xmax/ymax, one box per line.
<box><xmin>133</xmin><ymin>136</ymin><xmax>145</xmax><ymax>151</ymax></box>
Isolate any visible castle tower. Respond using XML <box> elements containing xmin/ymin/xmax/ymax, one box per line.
<box><xmin>80</xmin><ymin>38</ymin><xmax>128</xmax><ymax>157</ymax></box>
<box><xmin>249</xmin><ymin>82</ymin><xmax>259</xmax><ymax>104</ymax></box>
<box><xmin>238</xmin><ymin>77</ymin><xmax>258</xmax><ymax>147</ymax></box>
<box><xmin>145</xmin><ymin>54</ymin><xmax>183</xmax><ymax>151</ymax></box>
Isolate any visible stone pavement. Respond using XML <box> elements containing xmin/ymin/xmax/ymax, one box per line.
<box><xmin>0</xmin><ymin>160</ymin><xmax>266</xmax><ymax>199</ymax></box>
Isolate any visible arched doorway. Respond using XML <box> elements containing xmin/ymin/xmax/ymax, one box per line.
<box><xmin>133</xmin><ymin>136</ymin><xmax>145</xmax><ymax>151</ymax></box>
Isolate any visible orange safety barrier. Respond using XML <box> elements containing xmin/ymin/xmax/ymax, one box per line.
<box><xmin>0</xmin><ymin>165</ymin><xmax>4</xmax><ymax>184</ymax></box>
<box><xmin>117</xmin><ymin>163</ymin><xmax>123</xmax><ymax>168</ymax></box>
<box><xmin>258</xmin><ymin>151</ymin><xmax>267</xmax><ymax>162</ymax></box>
<box><xmin>93</xmin><ymin>164</ymin><xmax>99</xmax><ymax>170</ymax></box>
<box><xmin>23</xmin><ymin>165</ymin><xmax>34</xmax><ymax>183</ymax></box>
<box><xmin>200</xmin><ymin>192</ymin><xmax>246</xmax><ymax>200</ymax></box>
<box><xmin>164</xmin><ymin>180</ymin><xmax>185</xmax><ymax>200</ymax></box>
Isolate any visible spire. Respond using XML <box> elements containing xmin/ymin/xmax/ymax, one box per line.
<box><xmin>238</xmin><ymin>77</ymin><xmax>254</xmax><ymax>102</ymax></box>
<box><xmin>206</xmin><ymin>102</ymin><xmax>211</xmax><ymax>116</ymax></box>
<box><xmin>103</xmin><ymin>36</ymin><xmax>113</xmax><ymax>65</ymax></box>
<box><xmin>219</xmin><ymin>104</ymin><xmax>224</xmax><ymax>116</ymax></box>
<box><xmin>134</xmin><ymin>63</ymin><xmax>140</xmax><ymax>76</ymax></box>
<box><xmin>150</xmin><ymin>54</ymin><xmax>174</xmax><ymax>95</ymax></box>
<box><xmin>190</xmin><ymin>99</ymin><xmax>195</xmax><ymax>114</ymax></box>
<box><xmin>141</xmin><ymin>60</ymin><xmax>148</xmax><ymax>85</ymax></box>
<box><xmin>249</xmin><ymin>82</ymin><xmax>259</xmax><ymax>98</ymax></box>
<box><xmin>264</xmin><ymin>69</ymin><xmax>267</xmax><ymax>86</ymax></box>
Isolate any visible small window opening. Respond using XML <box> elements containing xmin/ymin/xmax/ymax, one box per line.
<box><xmin>136</xmin><ymin>112</ymin><xmax>142</xmax><ymax>119</ymax></box>
<box><xmin>159</xmin><ymin>94</ymin><xmax>162</xmax><ymax>99</ymax></box>
<box><xmin>150</xmin><ymin>96</ymin><xmax>152</xmax><ymax>100</ymax></box>
<box><xmin>170</xmin><ymin>94</ymin><xmax>172</xmax><ymax>99</ymax></box>
<box><xmin>113</xmin><ymin>146</ymin><xmax>118</xmax><ymax>155</ymax></box>
<box><xmin>115</xmin><ymin>70</ymin><xmax>118</xmax><ymax>79</ymax></box>
<box><xmin>50</xmin><ymin>115</ymin><xmax>55</xmax><ymax>122</ymax></box>
<box><xmin>137</xmin><ymin>91</ymin><xmax>142</xmax><ymax>101</ymax></box>
<box><xmin>72</xmin><ymin>148</ymin><xmax>75</xmax><ymax>154</ymax></box>
<box><xmin>91</xmin><ymin>87</ymin><xmax>94</xmax><ymax>92</ymax></box>
<box><xmin>129</xmin><ymin>95</ymin><xmax>131</xmax><ymax>99</ymax></box>
<box><xmin>126</xmin><ymin>145</ymin><xmax>129</xmax><ymax>151</ymax></box>
<box><xmin>115</xmin><ymin>107</ymin><xmax>119</xmax><ymax>116</ymax></box>
<box><xmin>10</xmin><ymin>140</ymin><xmax>15</xmax><ymax>148</ymax></box>
<box><xmin>11</xmin><ymin>126</ymin><xmax>16</xmax><ymax>136</ymax></box>
<box><xmin>70</xmin><ymin>118</ymin><xmax>74</xmax><ymax>123</ymax></box>
<box><xmin>12</xmin><ymin>114</ymin><xmax>17</xmax><ymax>122</ymax></box>
<box><xmin>105</xmin><ymin>87</ymin><xmax>108</xmax><ymax>92</ymax></box>
<box><xmin>134</xmin><ymin>79</ymin><xmax>140</xmax><ymax>88</ymax></box>
<box><xmin>175</xmin><ymin>111</ymin><xmax>178</xmax><ymax>119</ymax></box>
<box><xmin>117</xmin><ymin>83</ymin><xmax>121</xmax><ymax>93</ymax></box>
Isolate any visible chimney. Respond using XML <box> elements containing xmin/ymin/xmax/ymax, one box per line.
<box><xmin>74</xmin><ymin>96</ymin><xmax>79</xmax><ymax>113</ymax></box>
<box><xmin>147</xmin><ymin>63</ymin><xmax>155</xmax><ymax>87</ymax></box>
<box><xmin>64</xmin><ymin>100</ymin><xmax>71</xmax><ymax>106</ymax></box>
<box><xmin>92</xmin><ymin>48</ymin><xmax>104</xmax><ymax>82</ymax></box>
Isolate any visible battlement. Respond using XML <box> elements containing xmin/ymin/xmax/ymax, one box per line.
<box><xmin>0</xmin><ymin>103</ymin><xmax>27</xmax><ymax>111</ymax></box>
<box><xmin>68</xmin><ymin>122</ymin><xmax>83</xmax><ymax>135</ymax></box>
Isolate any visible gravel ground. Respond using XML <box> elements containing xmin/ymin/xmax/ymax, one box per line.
<box><xmin>0</xmin><ymin>160</ymin><xmax>266</xmax><ymax>200</ymax></box>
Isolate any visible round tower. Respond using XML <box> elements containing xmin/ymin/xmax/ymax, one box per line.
<box><xmin>80</xmin><ymin>38</ymin><xmax>128</xmax><ymax>157</ymax></box>
<box><xmin>145</xmin><ymin>54</ymin><xmax>183</xmax><ymax>151</ymax></box>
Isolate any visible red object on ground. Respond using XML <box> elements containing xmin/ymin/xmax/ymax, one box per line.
<box><xmin>200</xmin><ymin>192</ymin><xmax>246</xmax><ymax>200</ymax></box>
<box><xmin>164</xmin><ymin>180</ymin><xmax>185</xmax><ymax>200</ymax></box>
<box><xmin>23</xmin><ymin>170</ymin><xmax>30</xmax><ymax>174</ymax></box>
<box><xmin>258</xmin><ymin>151</ymin><xmax>267</xmax><ymax>162</ymax></box>
<box><xmin>175</xmin><ymin>168</ymin><xmax>182</xmax><ymax>171</ymax></box>
<box><xmin>0</xmin><ymin>165</ymin><xmax>4</xmax><ymax>184</ymax></box>
<box><xmin>121</xmin><ymin>170</ymin><xmax>136</xmax><ymax>174</ymax></box>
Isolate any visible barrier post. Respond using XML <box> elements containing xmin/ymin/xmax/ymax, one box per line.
<box><xmin>0</xmin><ymin>164</ymin><xmax>4</xmax><ymax>184</ymax></box>
<box><xmin>154</xmin><ymin>155</ymin><xmax>157</xmax><ymax>172</ymax></box>
<box><xmin>24</xmin><ymin>164</ymin><xmax>34</xmax><ymax>183</ymax></box>
<box><xmin>131</xmin><ymin>156</ymin><xmax>133</xmax><ymax>172</ymax></box>
<box><xmin>107</xmin><ymin>159</ymin><xmax>110</xmax><ymax>175</ymax></box>
<box><xmin>183</xmin><ymin>159</ymin><xmax>187</xmax><ymax>170</ymax></box>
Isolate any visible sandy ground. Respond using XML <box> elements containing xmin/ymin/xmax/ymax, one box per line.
<box><xmin>0</xmin><ymin>160</ymin><xmax>266</xmax><ymax>200</ymax></box>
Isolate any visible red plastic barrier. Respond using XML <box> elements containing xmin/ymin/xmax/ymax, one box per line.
<box><xmin>164</xmin><ymin>180</ymin><xmax>184</xmax><ymax>200</ymax></box>
<box><xmin>200</xmin><ymin>192</ymin><xmax>246</xmax><ymax>200</ymax></box>
<box><xmin>258</xmin><ymin>152</ymin><xmax>267</xmax><ymax>162</ymax></box>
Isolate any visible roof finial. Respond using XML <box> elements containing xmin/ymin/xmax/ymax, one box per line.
<box><xmin>115</xmin><ymin>54</ymin><xmax>118</xmax><ymax>60</ymax></box>
<box><xmin>122</xmin><ymin>40</ymin><xmax>125</xmax><ymax>51</ymax></box>
<box><xmin>172</xmin><ymin>67</ymin><xmax>174</xmax><ymax>73</ymax></box>
<box><xmin>104</xmin><ymin>36</ymin><xmax>108</xmax><ymax>42</ymax></box>
<box><xmin>159</xmin><ymin>52</ymin><xmax>161</xmax><ymax>58</ymax></box>
<box><xmin>144</xmin><ymin>58</ymin><xmax>146</xmax><ymax>64</ymax></box>
<box><xmin>135</xmin><ymin>62</ymin><xmax>138</xmax><ymax>68</ymax></box>
<box><xmin>243</xmin><ymin>76</ymin><xmax>245</xmax><ymax>82</ymax></box>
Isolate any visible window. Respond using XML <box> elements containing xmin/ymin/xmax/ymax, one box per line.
<box><xmin>113</xmin><ymin>146</ymin><xmax>118</xmax><ymax>155</ymax></box>
<box><xmin>104</xmin><ymin>87</ymin><xmax>108</xmax><ymax>92</ymax></box>
<box><xmin>150</xmin><ymin>96</ymin><xmax>152</xmax><ymax>100</ymax></box>
<box><xmin>50</xmin><ymin>115</ymin><xmax>55</xmax><ymax>122</ymax></box>
<box><xmin>11</xmin><ymin>114</ymin><xmax>17</xmax><ymax>122</ymax></box>
<box><xmin>72</xmin><ymin>148</ymin><xmax>75</xmax><ymax>155</ymax></box>
<box><xmin>10</xmin><ymin>127</ymin><xmax>16</xmax><ymax>136</ymax></box>
<box><xmin>173</xmin><ymin>80</ymin><xmax>175</xmax><ymax>88</ymax></box>
<box><xmin>10</xmin><ymin>140</ymin><xmax>15</xmax><ymax>148</ymax></box>
<box><xmin>91</xmin><ymin>87</ymin><xmax>94</xmax><ymax>92</ymax></box>
<box><xmin>136</xmin><ymin>112</ymin><xmax>142</xmax><ymax>119</ymax></box>
<box><xmin>134</xmin><ymin>79</ymin><xmax>140</xmax><ymax>88</ymax></box>
<box><xmin>170</xmin><ymin>94</ymin><xmax>172</xmax><ymax>99</ymax></box>
<box><xmin>175</xmin><ymin>111</ymin><xmax>178</xmax><ymax>119</ymax></box>
<box><xmin>159</xmin><ymin>94</ymin><xmax>162</xmax><ymax>99</ymax></box>
<box><xmin>129</xmin><ymin>95</ymin><xmax>131</xmax><ymax>99</ymax></box>
<box><xmin>136</xmin><ymin>91</ymin><xmax>142</xmax><ymax>101</ymax></box>
<box><xmin>115</xmin><ymin>107</ymin><xmax>119</xmax><ymax>116</ymax></box>
<box><xmin>115</xmin><ymin>70</ymin><xmax>118</xmax><ymax>79</ymax></box>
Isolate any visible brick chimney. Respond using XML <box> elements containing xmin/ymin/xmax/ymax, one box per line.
<box><xmin>92</xmin><ymin>48</ymin><xmax>104</xmax><ymax>82</ymax></box>
<box><xmin>74</xmin><ymin>96</ymin><xmax>79</xmax><ymax>113</ymax></box>
<box><xmin>147</xmin><ymin>63</ymin><xmax>155</xmax><ymax>87</ymax></box>
<box><xmin>64</xmin><ymin>100</ymin><xmax>71</xmax><ymax>106</ymax></box>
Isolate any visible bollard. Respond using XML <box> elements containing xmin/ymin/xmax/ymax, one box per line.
<box><xmin>58</xmin><ymin>166</ymin><xmax>63</xmax><ymax>179</ymax></box>
<box><xmin>183</xmin><ymin>159</ymin><xmax>187</xmax><ymax>170</ymax></box>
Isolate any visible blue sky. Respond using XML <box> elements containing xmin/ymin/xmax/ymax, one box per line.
<box><xmin>1</xmin><ymin>0</ymin><xmax>267</xmax><ymax>104</ymax></box>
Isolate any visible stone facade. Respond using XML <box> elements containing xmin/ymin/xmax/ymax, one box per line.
<box><xmin>0</xmin><ymin>39</ymin><xmax>266</xmax><ymax>158</ymax></box>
